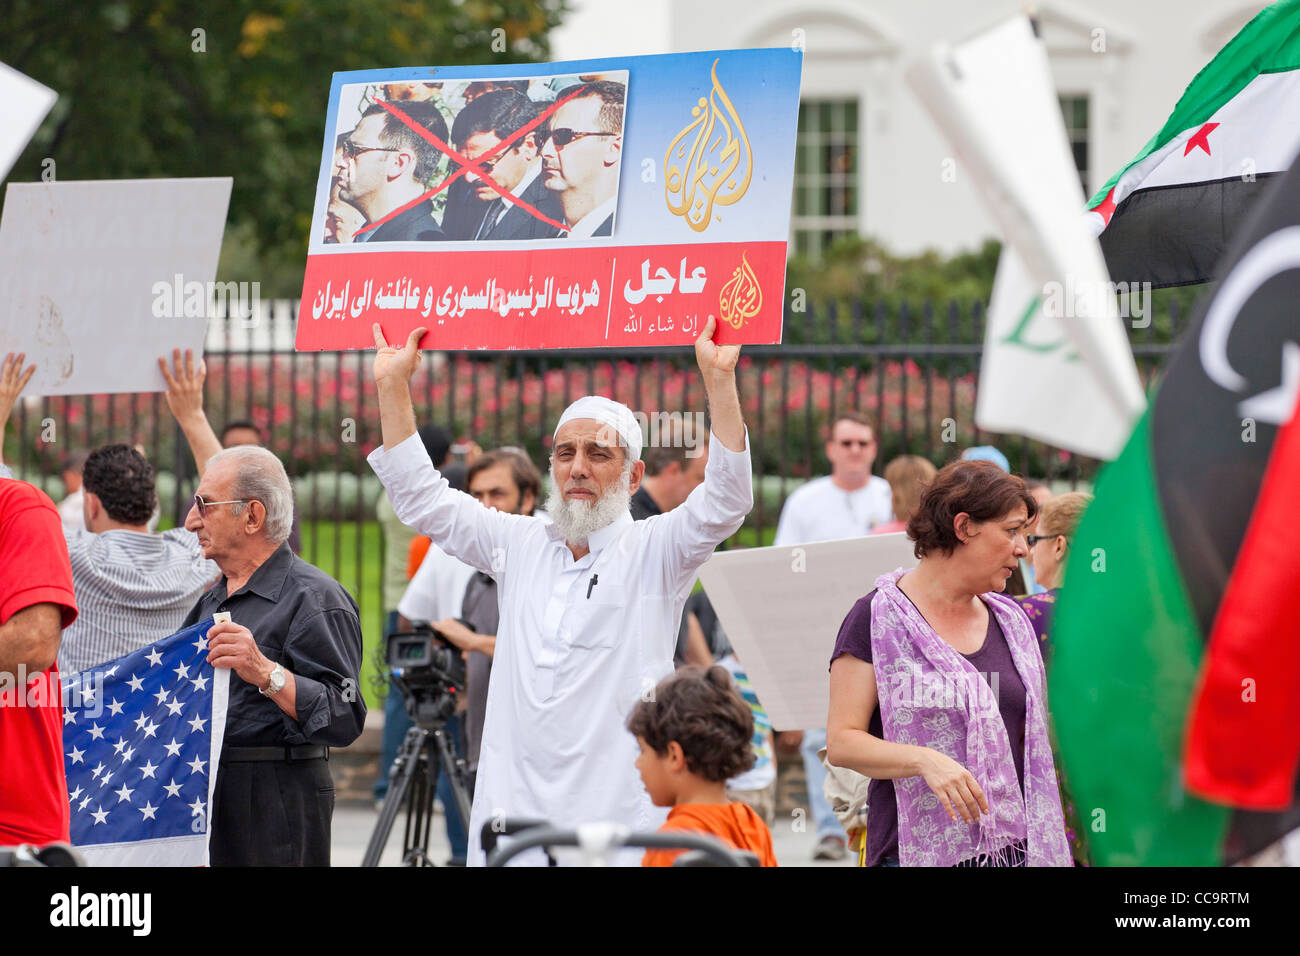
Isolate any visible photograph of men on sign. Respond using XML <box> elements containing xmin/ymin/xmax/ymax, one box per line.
<box><xmin>324</xmin><ymin>73</ymin><xmax>627</xmax><ymax>245</ymax></box>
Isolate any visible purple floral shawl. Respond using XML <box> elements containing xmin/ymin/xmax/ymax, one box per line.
<box><xmin>869</xmin><ymin>568</ymin><xmax>1071</xmax><ymax>866</ymax></box>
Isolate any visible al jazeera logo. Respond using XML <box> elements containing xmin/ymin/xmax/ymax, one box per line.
<box><xmin>665</xmin><ymin>58</ymin><xmax>760</xmax><ymax>328</ymax></box>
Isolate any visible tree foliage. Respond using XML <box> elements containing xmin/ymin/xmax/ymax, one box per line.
<box><xmin>1</xmin><ymin>0</ymin><xmax>567</xmax><ymax>292</ymax></box>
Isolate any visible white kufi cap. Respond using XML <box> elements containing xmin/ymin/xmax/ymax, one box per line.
<box><xmin>554</xmin><ymin>396</ymin><xmax>643</xmax><ymax>461</ymax></box>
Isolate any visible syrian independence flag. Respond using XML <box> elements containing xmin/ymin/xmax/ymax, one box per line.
<box><xmin>62</xmin><ymin>618</ymin><xmax>229</xmax><ymax>866</ymax></box>
<box><xmin>1088</xmin><ymin>0</ymin><xmax>1300</xmax><ymax>288</ymax></box>
<box><xmin>1050</xmin><ymin>160</ymin><xmax>1300</xmax><ymax>865</ymax></box>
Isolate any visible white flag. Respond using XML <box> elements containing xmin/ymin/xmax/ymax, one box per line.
<box><xmin>907</xmin><ymin>15</ymin><xmax>1145</xmax><ymax>459</ymax></box>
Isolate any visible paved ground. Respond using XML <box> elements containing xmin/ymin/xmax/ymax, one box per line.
<box><xmin>332</xmin><ymin>802</ymin><xmax>857</xmax><ymax>867</ymax></box>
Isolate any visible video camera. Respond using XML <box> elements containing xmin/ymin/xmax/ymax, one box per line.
<box><xmin>386</xmin><ymin>622</ymin><xmax>471</xmax><ymax>728</ymax></box>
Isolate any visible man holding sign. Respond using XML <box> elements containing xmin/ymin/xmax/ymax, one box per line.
<box><xmin>367</xmin><ymin>317</ymin><xmax>752</xmax><ymax>865</ymax></box>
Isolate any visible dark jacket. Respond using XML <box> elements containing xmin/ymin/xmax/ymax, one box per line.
<box><xmin>365</xmin><ymin>199</ymin><xmax>446</xmax><ymax>242</ymax></box>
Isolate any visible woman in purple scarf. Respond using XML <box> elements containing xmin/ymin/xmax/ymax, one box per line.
<box><xmin>826</xmin><ymin>460</ymin><xmax>1072</xmax><ymax>867</ymax></box>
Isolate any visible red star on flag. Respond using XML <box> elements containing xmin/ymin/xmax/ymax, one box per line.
<box><xmin>1184</xmin><ymin>121</ymin><xmax>1221</xmax><ymax>156</ymax></box>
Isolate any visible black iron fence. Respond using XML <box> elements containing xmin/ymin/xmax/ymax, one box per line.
<box><xmin>1</xmin><ymin>297</ymin><xmax>1187</xmax><ymax>704</ymax></box>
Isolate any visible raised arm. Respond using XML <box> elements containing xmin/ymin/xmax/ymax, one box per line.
<box><xmin>694</xmin><ymin>315</ymin><xmax>744</xmax><ymax>452</ymax></box>
<box><xmin>159</xmin><ymin>348</ymin><xmax>223</xmax><ymax>478</ymax></box>
<box><xmin>367</xmin><ymin>323</ymin><xmax>525</xmax><ymax>574</ymax></box>
<box><xmin>372</xmin><ymin>323</ymin><xmax>423</xmax><ymax>449</ymax></box>
<box><xmin>0</xmin><ymin>352</ymin><xmax>36</xmax><ymax>468</ymax></box>
<box><xmin>654</xmin><ymin>318</ymin><xmax>753</xmax><ymax>588</ymax></box>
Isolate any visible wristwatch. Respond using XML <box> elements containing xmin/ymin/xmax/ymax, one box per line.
<box><xmin>260</xmin><ymin>663</ymin><xmax>286</xmax><ymax>697</ymax></box>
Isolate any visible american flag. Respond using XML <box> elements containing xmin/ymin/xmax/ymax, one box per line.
<box><xmin>61</xmin><ymin>616</ymin><xmax>229</xmax><ymax>866</ymax></box>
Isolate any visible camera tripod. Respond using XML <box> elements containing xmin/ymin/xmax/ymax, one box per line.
<box><xmin>362</xmin><ymin>719</ymin><xmax>475</xmax><ymax>867</ymax></box>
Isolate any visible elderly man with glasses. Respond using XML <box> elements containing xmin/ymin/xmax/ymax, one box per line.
<box><xmin>171</xmin><ymin>378</ymin><xmax>365</xmax><ymax>867</ymax></box>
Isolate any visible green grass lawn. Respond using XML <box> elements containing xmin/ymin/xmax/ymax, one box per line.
<box><xmin>297</xmin><ymin>520</ymin><xmax>389</xmax><ymax>710</ymax></box>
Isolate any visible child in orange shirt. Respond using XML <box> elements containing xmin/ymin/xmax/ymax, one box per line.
<box><xmin>628</xmin><ymin>666</ymin><xmax>778</xmax><ymax>867</ymax></box>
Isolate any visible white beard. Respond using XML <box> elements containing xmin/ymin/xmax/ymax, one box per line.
<box><xmin>545</xmin><ymin>466</ymin><xmax>632</xmax><ymax>547</ymax></box>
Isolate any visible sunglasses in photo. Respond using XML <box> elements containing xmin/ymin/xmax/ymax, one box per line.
<box><xmin>542</xmin><ymin>128</ymin><xmax>617</xmax><ymax>148</ymax></box>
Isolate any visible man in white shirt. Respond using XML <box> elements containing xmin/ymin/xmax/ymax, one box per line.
<box><xmin>367</xmin><ymin>316</ymin><xmax>751</xmax><ymax>865</ymax></box>
<box><xmin>539</xmin><ymin>80</ymin><xmax>624</xmax><ymax>239</ymax></box>
<box><xmin>773</xmin><ymin>412</ymin><xmax>893</xmax><ymax>547</ymax></box>
<box><xmin>772</xmin><ymin>411</ymin><xmax>892</xmax><ymax>861</ymax></box>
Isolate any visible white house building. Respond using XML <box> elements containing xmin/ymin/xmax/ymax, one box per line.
<box><xmin>551</xmin><ymin>0</ymin><xmax>1269</xmax><ymax>258</ymax></box>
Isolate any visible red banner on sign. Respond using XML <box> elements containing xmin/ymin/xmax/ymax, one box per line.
<box><xmin>297</xmin><ymin>241</ymin><xmax>785</xmax><ymax>350</ymax></box>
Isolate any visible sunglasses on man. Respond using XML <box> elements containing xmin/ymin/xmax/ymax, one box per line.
<box><xmin>193</xmin><ymin>494</ymin><xmax>252</xmax><ymax>518</ymax></box>
<box><xmin>541</xmin><ymin>128</ymin><xmax>617</xmax><ymax>148</ymax></box>
<box><xmin>340</xmin><ymin>139</ymin><xmax>401</xmax><ymax>160</ymax></box>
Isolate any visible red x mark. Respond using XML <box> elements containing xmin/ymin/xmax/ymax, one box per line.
<box><xmin>353</xmin><ymin>86</ymin><xmax>588</xmax><ymax>238</ymax></box>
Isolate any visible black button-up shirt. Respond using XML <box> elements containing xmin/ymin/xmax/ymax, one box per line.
<box><xmin>182</xmin><ymin>541</ymin><xmax>366</xmax><ymax>748</ymax></box>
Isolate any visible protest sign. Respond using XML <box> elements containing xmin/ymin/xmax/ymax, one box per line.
<box><xmin>696</xmin><ymin>533</ymin><xmax>918</xmax><ymax>731</ymax></box>
<box><xmin>298</xmin><ymin>48</ymin><xmax>802</xmax><ymax>351</ymax></box>
<box><xmin>0</xmin><ymin>61</ymin><xmax>56</xmax><ymax>184</ymax></box>
<box><xmin>0</xmin><ymin>178</ymin><xmax>231</xmax><ymax>396</ymax></box>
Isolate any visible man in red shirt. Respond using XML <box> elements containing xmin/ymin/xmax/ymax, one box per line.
<box><xmin>0</xmin><ymin>353</ymin><xmax>80</xmax><ymax>846</ymax></box>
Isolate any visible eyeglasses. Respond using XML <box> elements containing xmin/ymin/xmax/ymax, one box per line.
<box><xmin>340</xmin><ymin>140</ymin><xmax>400</xmax><ymax>160</ymax></box>
<box><xmin>1026</xmin><ymin>534</ymin><xmax>1066</xmax><ymax>547</ymax></box>
<box><xmin>193</xmin><ymin>494</ymin><xmax>251</xmax><ymax>518</ymax></box>
<box><xmin>543</xmin><ymin>128</ymin><xmax>617</xmax><ymax>148</ymax></box>
<box><xmin>837</xmin><ymin>439</ymin><xmax>875</xmax><ymax>448</ymax></box>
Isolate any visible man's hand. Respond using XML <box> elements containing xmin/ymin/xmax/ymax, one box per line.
<box><xmin>206</xmin><ymin>620</ymin><xmax>274</xmax><ymax>689</ymax></box>
<box><xmin>158</xmin><ymin>348</ymin><xmax>206</xmax><ymax>423</ymax></box>
<box><xmin>158</xmin><ymin>348</ymin><xmax>222</xmax><ymax>478</ymax></box>
<box><xmin>693</xmin><ymin>315</ymin><xmax>746</xmax><ymax>453</ymax></box>
<box><xmin>694</xmin><ymin>315</ymin><xmax>740</xmax><ymax>379</ymax></box>
<box><xmin>372</xmin><ymin>324</ymin><xmax>427</xmax><ymax>389</ymax></box>
<box><xmin>372</xmin><ymin>324</ymin><xmax>425</xmax><ymax>449</ymax></box>
<box><xmin>0</xmin><ymin>351</ymin><xmax>35</xmax><ymax>432</ymax></box>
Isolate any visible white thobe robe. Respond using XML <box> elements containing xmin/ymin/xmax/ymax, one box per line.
<box><xmin>368</xmin><ymin>429</ymin><xmax>752</xmax><ymax>865</ymax></box>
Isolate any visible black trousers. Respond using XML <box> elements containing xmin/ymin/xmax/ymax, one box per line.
<box><xmin>209</xmin><ymin>757</ymin><xmax>334</xmax><ymax>866</ymax></box>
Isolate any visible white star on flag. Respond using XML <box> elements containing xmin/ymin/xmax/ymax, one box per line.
<box><xmin>146</xmin><ymin>648</ymin><xmax>164</xmax><ymax>667</ymax></box>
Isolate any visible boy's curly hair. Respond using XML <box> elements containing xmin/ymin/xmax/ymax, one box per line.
<box><xmin>627</xmin><ymin>666</ymin><xmax>755</xmax><ymax>782</ymax></box>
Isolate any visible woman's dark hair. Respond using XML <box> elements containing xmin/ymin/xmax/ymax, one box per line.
<box><xmin>906</xmin><ymin>459</ymin><xmax>1038</xmax><ymax>559</ymax></box>
<box><xmin>627</xmin><ymin>666</ymin><xmax>754</xmax><ymax>782</ymax></box>
<box><xmin>81</xmin><ymin>444</ymin><xmax>157</xmax><ymax>525</ymax></box>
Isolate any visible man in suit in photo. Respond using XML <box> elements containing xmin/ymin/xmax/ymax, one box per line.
<box><xmin>335</xmin><ymin>100</ymin><xmax>449</xmax><ymax>243</ymax></box>
<box><xmin>447</xmin><ymin>90</ymin><xmax>564</xmax><ymax>242</ymax></box>
<box><xmin>539</xmin><ymin>80</ymin><xmax>625</xmax><ymax>239</ymax></box>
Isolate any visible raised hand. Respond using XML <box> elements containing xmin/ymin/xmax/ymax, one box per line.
<box><xmin>694</xmin><ymin>314</ymin><xmax>740</xmax><ymax>379</ymax></box>
<box><xmin>158</xmin><ymin>348</ymin><xmax>206</xmax><ymax>423</ymax></box>
<box><xmin>372</xmin><ymin>324</ymin><xmax>427</xmax><ymax>388</ymax></box>
<box><xmin>0</xmin><ymin>351</ymin><xmax>36</xmax><ymax>428</ymax></box>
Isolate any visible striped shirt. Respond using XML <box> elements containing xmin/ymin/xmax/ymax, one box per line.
<box><xmin>58</xmin><ymin>528</ymin><xmax>219</xmax><ymax>675</ymax></box>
